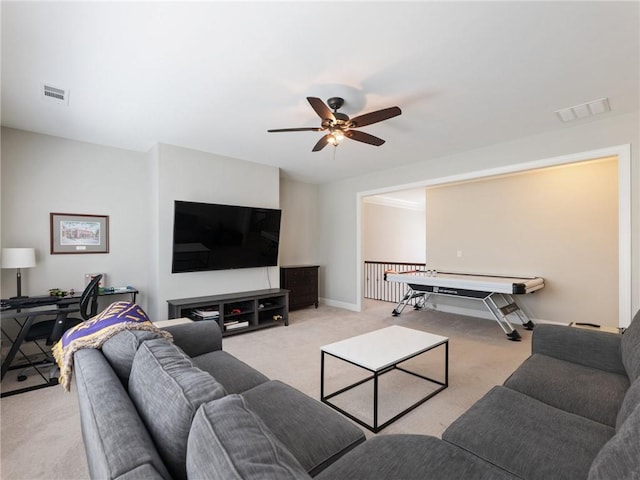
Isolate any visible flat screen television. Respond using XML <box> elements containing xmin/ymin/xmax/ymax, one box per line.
<box><xmin>171</xmin><ymin>200</ymin><xmax>282</xmax><ymax>273</ymax></box>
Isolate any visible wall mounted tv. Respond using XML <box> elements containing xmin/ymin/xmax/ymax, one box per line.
<box><xmin>171</xmin><ymin>200</ymin><xmax>282</xmax><ymax>273</ymax></box>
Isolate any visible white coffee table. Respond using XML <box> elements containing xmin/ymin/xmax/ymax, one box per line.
<box><xmin>321</xmin><ymin>325</ymin><xmax>448</xmax><ymax>432</ymax></box>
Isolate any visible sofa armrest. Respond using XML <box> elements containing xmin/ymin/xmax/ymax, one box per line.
<box><xmin>162</xmin><ymin>320</ymin><xmax>222</xmax><ymax>357</ymax></box>
<box><xmin>532</xmin><ymin>324</ymin><xmax>625</xmax><ymax>375</ymax></box>
<box><xmin>74</xmin><ymin>349</ymin><xmax>172</xmax><ymax>480</ymax></box>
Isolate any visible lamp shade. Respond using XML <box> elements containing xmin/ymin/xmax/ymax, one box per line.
<box><xmin>1</xmin><ymin>248</ymin><xmax>37</xmax><ymax>269</ymax></box>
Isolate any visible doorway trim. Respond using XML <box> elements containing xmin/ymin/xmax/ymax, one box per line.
<box><xmin>356</xmin><ymin>144</ymin><xmax>632</xmax><ymax>327</ymax></box>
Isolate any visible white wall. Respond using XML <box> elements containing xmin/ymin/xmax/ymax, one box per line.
<box><xmin>0</xmin><ymin>130</ymin><xmax>284</xmax><ymax>320</ymax></box>
<box><xmin>425</xmin><ymin>158</ymin><xmax>618</xmax><ymax>325</ymax></box>
<box><xmin>362</xmin><ymin>200</ymin><xmax>426</xmax><ymax>263</ymax></box>
<box><xmin>278</xmin><ymin>177</ymin><xmax>319</xmax><ymax>266</ymax></box>
<box><xmin>1</xmin><ymin>128</ymin><xmax>151</xmax><ymax>311</ymax></box>
<box><xmin>318</xmin><ymin>112</ymin><xmax>640</xmax><ymax>325</ymax></box>
<box><xmin>150</xmin><ymin>143</ymin><xmax>281</xmax><ymax>319</ymax></box>
<box><xmin>3</xmin><ymin>110</ymin><xmax>639</xmax><ymax>325</ymax></box>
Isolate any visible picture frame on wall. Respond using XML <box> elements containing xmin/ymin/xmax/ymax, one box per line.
<box><xmin>50</xmin><ymin>212</ymin><xmax>109</xmax><ymax>254</ymax></box>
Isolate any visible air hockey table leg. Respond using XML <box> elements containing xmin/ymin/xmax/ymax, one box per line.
<box><xmin>391</xmin><ymin>288</ymin><xmax>414</xmax><ymax>317</ymax></box>
<box><xmin>483</xmin><ymin>295</ymin><xmax>521</xmax><ymax>341</ymax></box>
<box><xmin>500</xmin><ymin>294</ymin><xmax>535</xmax><ymax>330</ymax></box>
<box><xmin>413</xmin><ymin>292</ymin><xmax>430</xmax><ymax>311</ymax></box>
<box><xmin>392</xmin><ymin>288</ymin><xmax>422</xmax><ymax>316</ymax></box>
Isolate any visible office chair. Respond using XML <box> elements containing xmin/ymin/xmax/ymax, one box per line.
<box><xmin>15</xmin><ymin>274</ymin><xmax>103</xmax><ymax>382</ymax></box>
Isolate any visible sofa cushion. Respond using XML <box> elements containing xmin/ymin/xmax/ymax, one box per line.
<box><xmin>74</xmin><ymin>349</ymin><xmax>171</xmax><ymax>480</ymax></box>
<box><xmin>186</xmin><ymin>395</ymin><xmax>311</xmax><ymax>480</ymax></box>
<box><xmin>102</xmin><ymin>330</ymin><xmax>165</xmax><ymax>385</ymax></box>
<box><xmin>128</xmin><ymin>338</ymin><xmax>227</xmax><ymax>480</ymax></box>
<box><xmin>532</xmin><ymin>324</ymin><xmax>625</xmax><ymax>375</ymax></box>
<box><xmin>621</xmin><ymin>310</ymin><xmax>640</xmax><ymax>381</ymax></box>
<box><xmin>442</xmin><ymin>386</ymin><xmax>614</xmax><ymax>480</ymax></box>
<box><xmin>315</xmin><ymin>435</ymin><xmax>517</xmax><ymax>480</ymax></box>
<box><xmin>616</xmin><ymin>377</ymin><xmax>640</xmax><ymax>429</ymax></box>
<box><xmin>192</xmin><ymin>350</ymin><xmax>269</xmax><ymax>394</ymax></box>
<box><xmin>162</xmin><ymin>320</ymin><xmax>222</xmax><ymax>357</ymax></box>
<box><xmin>588</xmin><ymin>401</ymin><xmax>640</xmax><ymax>480</ymax></box>
<box><xmin>241</xmin><ymin>380</ymin><xmax>365</xmax><ymax>476</ymax></box>
<box><xmin>504</xmin><ymin>353</ymin><xmax>629</xmax><ymax>427</ymax></box>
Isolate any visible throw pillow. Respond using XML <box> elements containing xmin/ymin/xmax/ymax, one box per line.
<box><xmin>102</xmin><ymin>329</ymin><xmax>165</xmax><ymax>385</ymax></box>
<box><xmin>128</xmin><ymin>338</ymin><xmax>226</xmax><ymax>480</ymax></box>
<box><xmin>187</xmin><ymin>395</ymin><xmax>311</xmax><ymax>480</ymax></box>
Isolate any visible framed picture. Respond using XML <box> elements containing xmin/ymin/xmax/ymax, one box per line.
<box><xmin>50</xmin><ymin>212</ymin><xmax>109</xmax><ymax>254</ymax></box>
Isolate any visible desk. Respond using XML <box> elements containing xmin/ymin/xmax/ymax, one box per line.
<box><xmin>385</xmin><ymin>270</ymin><xmax>543</xmax><ymax>341</ymax></box>
<box><xmin>0</xmin><ymin>287</ymin><xmax>138</xmax><ymax>313</ymax></box>
<box><xmin>1</xmin><ymin>287</ymin><xmax>138</xmax><ymax>397</ymax></box>
<box><xmin>0</xmin><ymin>306</ymin><xmax>74</xmax><ymax>396</ymax></box>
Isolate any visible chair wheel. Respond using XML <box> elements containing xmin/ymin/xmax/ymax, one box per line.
<box><xmin>17</xmin><ymin>375</ymin><xmax>27</xmax><ymax>382</ymax></box>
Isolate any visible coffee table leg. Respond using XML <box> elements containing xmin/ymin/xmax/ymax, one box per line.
<box><xmin>445</xmin><ymin>341</ymin><xmax>449</xmax><ymax>387</ymax></box>
<box><xmin>373</xmin><ymin>371</ymin><xmax>378</xmax><ymax>432</ymax></box>
<box><xmin>320</xmin><ymin>351</ymin><xmax>325</xmax><ymax>400</ymax></box>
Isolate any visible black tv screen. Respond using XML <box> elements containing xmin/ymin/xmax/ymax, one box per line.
<box><xmin>171</xmin><ymin>200</ymin><xmax>282</xmax><ymax>273</ymax></box>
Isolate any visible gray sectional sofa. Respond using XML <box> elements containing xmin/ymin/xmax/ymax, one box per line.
<box><xmin>73</xmin><ymin>310</ymin><xmax>640</xmax><ymax>479</ymax></box>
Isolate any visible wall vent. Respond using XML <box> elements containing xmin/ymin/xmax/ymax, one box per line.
<box><xmin>555</xmin><ymin>97</ymin><xmax>610</xmax><ymax>123</ymax></box>
<box><xmin>41</xmin><ymin>83</ymin><xmax>70</xmax><ymax>105</ymax></box>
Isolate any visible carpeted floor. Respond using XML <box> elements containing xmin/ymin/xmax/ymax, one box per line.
<box><xmin>0</xmin><ymin>300</ymin><xmax>532</xmax><ymax>479</ymax></box>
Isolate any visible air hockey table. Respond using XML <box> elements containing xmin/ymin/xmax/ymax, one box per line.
<box><xmin>384</xmin><ymin>270</ymin><xmax>544</xmax><ymax>341</ymax></box>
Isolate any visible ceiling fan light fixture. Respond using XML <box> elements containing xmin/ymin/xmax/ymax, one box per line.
<box><xmin>328</xmin><ymin>129</ymin><xmax>345</xmax><ymax>146</ymax></box>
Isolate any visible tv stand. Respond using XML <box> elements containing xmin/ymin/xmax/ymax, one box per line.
<box><xmin>167</xmin><ymin>289</ymin><xmax>289</xmax><ymax>337</ymax></box>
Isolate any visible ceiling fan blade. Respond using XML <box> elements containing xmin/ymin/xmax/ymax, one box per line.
<box><xmin>348</xmin><ymin>106</ymin><xmax>402</xmax><ymax>128</ymax></box>
<box><xmin>312</xmin><ymin>133</ymin><xmax>332</xmax><ymax>152</ymax></box>
<box><xmin>267</xmin><ymin>127</ymin><xmax>324</xmax><ymax>132</ymax></box>
<box><xmin>345</xmin><ymin>129</ymin><xmax>386</xmax><ymax>146</ymax></box>
<box><xmin>307</xmin><ymin>97</ymin><xmax>336</xmax><ymax>122</ymax></box>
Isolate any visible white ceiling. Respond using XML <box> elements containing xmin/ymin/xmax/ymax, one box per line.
<box><xmin>2</xmin><ymin>1</ymin><xmax>639</xmax><ymax>184</ymax></box>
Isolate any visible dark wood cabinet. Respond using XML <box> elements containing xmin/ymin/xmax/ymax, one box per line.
<box><xmin>280</xmin><ymin>265</ymin><xmax>319</xmax><ymax>310</ymax></box>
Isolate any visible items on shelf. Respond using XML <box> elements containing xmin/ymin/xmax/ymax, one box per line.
<box><xmin>224</xmin><ymin>320</ymin><xmax>249</xmax><ymax>331</ymax></box>
<box><xmin>49</xmin><ymin>288</ymin><xmax>70</xmax><ymax>297</ymax></box>
<box><xmin>193</xmin><ymin>308</ymin><xmax>220</xmax><ymax>320</ymax></box>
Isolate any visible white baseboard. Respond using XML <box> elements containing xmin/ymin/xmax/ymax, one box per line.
<box><xmin>320</xmin><ymin>297</ymin><xmax>360</xmax><ymax>312</ymax></box>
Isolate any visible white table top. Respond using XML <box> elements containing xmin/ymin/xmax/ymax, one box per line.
<box><xmin>385</xmin><ymin>271</ymin><xmax>544</xmax><ymax>294</ymax></box>
<box><xmin>321</xmin><ymin>326</ymin><xmax>448</xmax><ymax>372</ymax></box>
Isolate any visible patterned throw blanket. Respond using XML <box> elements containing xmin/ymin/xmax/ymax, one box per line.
<box><xmin>53</xmin><ymin>301</ymin><xmax>172</xmax><ymax>391</ymax></box>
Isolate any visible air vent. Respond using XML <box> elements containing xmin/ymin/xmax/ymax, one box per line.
<box><xmin>555</xmin><ymin>98</ymin><xmax>610</xmax><ymax>123</ymax></box>
<box><xmin>41</xmin><ymin>83</ymin><xmax>70</xmax><ymax>105</ymax></box>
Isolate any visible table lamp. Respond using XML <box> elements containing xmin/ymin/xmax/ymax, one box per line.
<box><xmin>1</xmin><ymin>247</ymin><xmax>37</xmax><ymax>298</ymax></box>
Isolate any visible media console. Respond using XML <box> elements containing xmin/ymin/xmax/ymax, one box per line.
<box><xmin>167</xmin><ymin>288</ymin><xmax>289</xmax><ymax>337</ymax></box>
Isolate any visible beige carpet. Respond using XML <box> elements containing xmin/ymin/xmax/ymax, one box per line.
<box><xmin>0</xmin><ymin>300</ymin><xmax>532</xmax><ymax>479</ymax></box>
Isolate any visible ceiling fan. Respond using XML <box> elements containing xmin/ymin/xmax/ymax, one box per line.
<box><xmin>268</xmin><ymin>97</ymin><xmax>402</xmax><ymax>152</ymax></box>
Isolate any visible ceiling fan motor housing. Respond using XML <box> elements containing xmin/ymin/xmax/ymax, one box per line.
<box><xmin>327</xmin><ymin>97</ymin><xmax>345</xmax><ymax>111</ymax></box>
<box><xmin>326</xmin><ymin>98</ymin><xmax>350</xmax><ymax>123</ymax></box>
